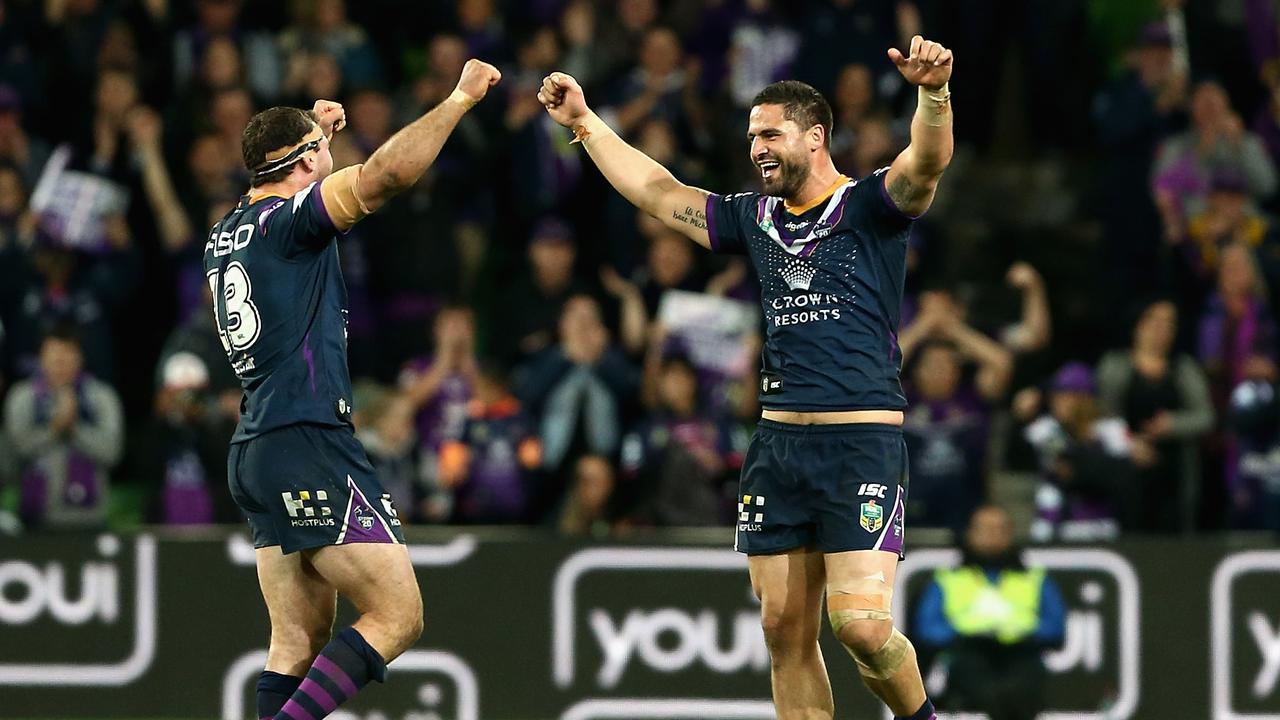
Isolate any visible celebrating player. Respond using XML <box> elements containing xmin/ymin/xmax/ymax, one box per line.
<box><xmin>204</xmin><ymin>60</ymin><xmax>500</xmax><ymax>719</ymax></box>
<box><xmin>539</xmin><ymin>35</ymin><xmax>953</xmax><ymax>720</ymax></box>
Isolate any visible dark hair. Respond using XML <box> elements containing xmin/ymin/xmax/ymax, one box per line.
<box><xmin>241</xmin><ymin>106</ymin><xmax>317</xmax><ymax>187</ymax></box>
<box><xmin>42</xmin><ymin>320</ymin><xmax>82</xmax><ymax>348</ymax></box>
<box><xmin>750</xmin><ymin>80</ymin><xmax>834</xmax><ymax>148</ymax></box>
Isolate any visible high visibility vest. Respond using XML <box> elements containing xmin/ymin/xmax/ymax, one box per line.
<box><xmin>934</xmin><ymin>565</ymin><xmax>1046</xmax><ymax>644</ymax></box>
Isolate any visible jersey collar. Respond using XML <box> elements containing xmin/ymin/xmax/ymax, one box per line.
<box><xmin>784</xmin><ymin>174</ymin><xmax>851</xmax><ymax>215</ymax></box>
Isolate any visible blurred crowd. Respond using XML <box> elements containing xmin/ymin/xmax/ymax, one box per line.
<box><xmin>2</xmin><ymin>0</ymin><xmax>1280</xmax><ymax>540</ymax></box>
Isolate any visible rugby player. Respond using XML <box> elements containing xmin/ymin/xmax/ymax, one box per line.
<box><xmin>538</xmin><ymin>35</ymin><xmax>954</xmax><ymax>720</ymax></box>
<box><xmin>204</xmin><ymin>60</ymin><xmax>501</xmax><ymax>719</ymax></box>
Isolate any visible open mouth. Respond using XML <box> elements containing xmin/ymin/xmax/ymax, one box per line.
<box><xmin>758</xmin><ymin>159</ymin><xmax>780</xmax><ymax>180</ymax></box>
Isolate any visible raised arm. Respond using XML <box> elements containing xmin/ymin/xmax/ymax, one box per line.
<box><xmin>883</xmin><ymin>35</ymin><xmax>954</xmax><ymax>217</ymax></box>
<box><xmin>328</xmin><ymin>60</ymin><xmax>501</xmax><ymax>227</ymax></box>
<box><xmin>538</xmin><ymin>72</ymin><xmax>713</xmax><ymax>249</ymax></box>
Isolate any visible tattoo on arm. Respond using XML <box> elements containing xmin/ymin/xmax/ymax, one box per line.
<box><xmin>886</xmin><ymin>172</ymin><xmax>922</xmax><ymax>211</ymax></box>
<box><xmin>671</xmin><ymin>205</ymin><xmax>707</xmax><ymax>230</ymax></box>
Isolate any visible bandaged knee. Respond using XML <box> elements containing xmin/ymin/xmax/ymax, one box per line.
<box><xmin>827</xmin><ymin>572</ymin><xmax>894</xmax><ymax>630</ymax></box>
<box><xmin>852</xmin><ymin>628</ymin><xmax>913</xmax><ymax>680</ymax></box>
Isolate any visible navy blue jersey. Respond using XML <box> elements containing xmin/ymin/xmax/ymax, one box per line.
<box><xmin>705</xmin><ymin>168</ymin><xmax>913</xmax><ymax>411</ymax></box>
<box><xmin>202</xmin><ymin>183</ymin><xmax>354</xmax><ymax>442</ymax></box>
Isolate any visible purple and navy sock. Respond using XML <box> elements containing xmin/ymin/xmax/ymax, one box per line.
<box><xmin>257</xmin><ymin>671</ymin><xmax>303</xmax><ymax>720</ymax></box>
<box><xmin>896</xmin><ymin>698</ymin><xmax>937</xmax><ymax>720</ymax></box>
<box><xmin>275</xmin><ymin>627</ymin><xmax>387</xmax><ymax>720</ymax></box>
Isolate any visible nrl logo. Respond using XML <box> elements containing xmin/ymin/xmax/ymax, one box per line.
<box><xmin>758</xmin><ymin>217</ymin><xmax>774</xmax><ymax>233</ymax></box>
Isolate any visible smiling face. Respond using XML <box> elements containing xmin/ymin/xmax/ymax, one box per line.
<box><xmin>748</xmin><ymin>103</ymin><xmax>821</xmax><ymax>199</ymax></box>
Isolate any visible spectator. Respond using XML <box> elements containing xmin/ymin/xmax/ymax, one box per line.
<box><xmin>913</xmin><ymin>505</ymin><xmax>1066</xmax><ymax>720</ymax></box>
<box><xmin>146</xmin><ymin>282</ymin><xmax>241</xmax><ymax>525</ymax></box>
<box><xmin>277</xmin><ymin>0</ymin><xmax>383</xmax><ymax>90</ymax></box>
<box><xmin>399</xmin><ymin>306</ymin><xmax>478</xmax><ymax>522</ymax></box>
<box><xmin>1199</xmin><ymin>243</ymin><xmax>1278</xmax><ymax>409</ymax></box>
<box><xmin>1154</xmin><ymin>80</ymin><xmax>1277</xmax><ymax>239</ymax></box>
<box><xmin>517</xmin><ymin>295</ymin><xmax>638</xmax><ymax>487</ymax></box>
<box><xmin>491</xmin><ymin>218</ymin><xmax>591</xmax><ymax>365</ymax></box>
<box><xmin>899</xmin><ymin>292</ymin><xmax>1014</xmax><ymax>531</ymax></box>
<box><xmin>1179</xmin><ymin>170</ymin><xmax>1270</xmax><ymax>280</ymax></box>
<box><xmin>0</xmin><ymin>84</ymin><xmax>52</xmax><ymax>184</ymax></box>
<box><xmin>605</xmin><ymin>26</ymin><xmax>705</xmax><ymax>142</ymax></box>
<box><xmin>1001</xmin><ymin>262</ymin><xmax>1053</xmax><ymax>356</ymax></box>
<box><xmin>1098</xmin><ymin>299</ymin><xmax>1214</xmax><ymax>532</ymax></box>
<box><xmin>1226</xmin><ymin>377</ymin><xmax>1280</xmax><ymax>530</ymax></box>
<box><xmin>352</xmin><ymin>380</ymin><xmax>419</xmax><ymax>522</ymax></box>
<box><xmin>437</xmin><ymin>362</ymin><xmax>542</xmax><ymax>524</ymax></box>
<box><xmin>3</xmin><ymin>324</ymin><xmax>123</xmax><ymax>530</ymax></box>
<box><xmin>1019</xmin><ymin>363</ymin><xmax>1145</xmax><ymax>542</ymax></box>
<box><xmin>829</xmin><ymin>64</ymin><xmax>883</xmax><ymax>172</ymax></box>
<box><xmin>558</xmin><ymin>454</ymin><xmax>616</xmax><ymax>536</ymax></box>
<box><xmin>172</xmin><ymin>0</ymin><xmax>282</xmax><ymax>101</ymax></box>
<box><xmin>1092</xmin><ymin>21</ymin><xmax>1188</xmax><ymax>298</ymax></box>
<box><xmin>619</xmin><ymin>353</ymin><xmax>745</xmax><ymax>526</ymax></box>
<box><xmin>722</xmin><ymin>0</ymin><xmax>800</xmax><ymax>111</ymax></box>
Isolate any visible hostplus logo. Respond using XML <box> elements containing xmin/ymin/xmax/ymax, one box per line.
<box><xmin>282</xmin><ymin>490</ymin><xmax>336</xmax><ymax>528</ymax></box>
<box><xmin>737</xmin><ymin>494</ymin><xmax>764</xmax><ymax>532</ymax></box>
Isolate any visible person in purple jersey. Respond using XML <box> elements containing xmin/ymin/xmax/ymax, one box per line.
<box><xmin>538</xmin><ymin>34</ymin><xmax>954</xmax><ymax>720</ymax></box>
<box><xmin>204</xmin><ymin>60</ymin><xmax>501</xmax><ymax>720</ymax></box>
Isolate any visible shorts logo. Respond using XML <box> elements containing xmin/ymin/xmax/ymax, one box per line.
<box><xmin>354</xmin><ymin>505</ymin><xmax>375</xmax><ymax>530</ymax></box>
<box><xmin>381</xmin><ymin>494</ymin><xmax>403</xmax><ymax>527</ymax></box>
<box><xmin>738</xmin><ymin>495</ymin><xmax>764</xmax><ymax>531</ymax></box>
<box><xmin>857</xmin><ymin>483</ymin><xmax>887</xmax><ymax>499</ymax></box>
<box><xmin>860</xmin><ymin>500</ymin><xmax>883</xmax><ymax>533</ymax></box>
<box><xmin>282</xmin><ymin>491</ymin><xmax>332</xmax><ymax>518</ymax></box>
<box><xmin>282</xmin><ymin>490</ymin><xmax>336</xmax><ymax>528</ymax></box>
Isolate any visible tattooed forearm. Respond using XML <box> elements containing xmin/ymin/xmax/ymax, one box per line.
<box><xmin>672</xmin><ymin>205</ymin><xmax>707</xmax><ymax>230</ymax></box>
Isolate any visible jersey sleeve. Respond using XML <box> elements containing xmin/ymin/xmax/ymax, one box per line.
<box><xmin>704</xmin><ymin>192</ymin><xmax>759</xmax><ymax>255</ymax></box>
<box><xmin>258</xmin><ymin>182</ymin><xmax>343</xmax><ymax>258</ymax></box>
<box><xmin>849</xmin><ymin>166</ymin><xmax>921</xmax><ymax>239</ymax></box>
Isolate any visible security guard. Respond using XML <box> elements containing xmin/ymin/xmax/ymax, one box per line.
<box><xmin>913</xmin><ymin>504</ymin><xmax>1066</xmax><ymax>720</ymax></box>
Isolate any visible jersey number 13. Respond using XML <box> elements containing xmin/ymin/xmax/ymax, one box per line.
<box><xmin>206</xmin><ymin>260</ymin><xmax>262</xmax><ymax>354</ymax></box>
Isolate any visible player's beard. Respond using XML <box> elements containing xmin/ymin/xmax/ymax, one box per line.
<box><xmin>761</xmin><ymin>152</ymin><xmax>809</xmax><ymax>200</ymax></box>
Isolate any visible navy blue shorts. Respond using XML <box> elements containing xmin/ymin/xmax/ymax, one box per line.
<box><xmin>227</xmin><ymin>423</ymin><xmax>405</xmax><ymax>554</ymax></box>
<box><xmin>734</xmin><ymin>420</ymin><xmax>908</xmax><ymax>557</ymax></box>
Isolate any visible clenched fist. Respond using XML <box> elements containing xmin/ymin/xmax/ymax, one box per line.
<box><xmin>537</xmin><ymin>72</ymin><xmax>590</xmax><ymax>129</ymax></box>
<box><xmin>312</xmin><ymin>99</ymin><xmax>346</xmax><ymax>137</ymax></box>
<box><xmin>455</xmin><ymin>59</ymin><xmax>503</xmax><ymax>104</ymax></box>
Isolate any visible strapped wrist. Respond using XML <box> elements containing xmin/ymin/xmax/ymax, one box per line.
<box><xmin>570</xmin><ymin>113</ymin><xmax>615</xmax><ymax>145</ymax></box>
<box><xmin>448</xmin><ymin>89</ymin><xmax>479</xmax><ymax>111</ymax></box>
<box><xmin>918</xmin><ymin>82</ymin><xmax>951</xmax><ymax>126</ymax></box>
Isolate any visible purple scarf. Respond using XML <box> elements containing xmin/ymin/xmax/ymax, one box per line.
<box><xmin>20</xmin><ymin>376</ymin><xmax>101</xmax><ymax>523</ymax></box>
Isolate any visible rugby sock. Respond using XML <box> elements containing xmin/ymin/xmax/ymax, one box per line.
<box><xmin>896</xmin><ymin>698</ymin><xmax>937</xmax><ymax>720</ymax></box>
<box><xmin>257</xmin><ymin>671</ymin><xmax>302</xmax><ymax>720</ymax></box>
<box><xmin>275</xmin><ymin>627</ymin><xmax>387</xmax><ymax>720</ymax></box>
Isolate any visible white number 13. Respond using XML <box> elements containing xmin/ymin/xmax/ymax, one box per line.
<box><xmin>206</xmin><ymin>261</ymin><xmax>261</xmax><ymax>353</ymax></box>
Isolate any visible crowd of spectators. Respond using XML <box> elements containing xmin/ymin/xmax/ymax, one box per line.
<box><xmin>2</xmin><ymin>0</ymin><xmax>1279</xmax><ymax>539</ymax></box>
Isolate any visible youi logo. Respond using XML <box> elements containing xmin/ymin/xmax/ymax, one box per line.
<box><xmin>0</xmin><ymin>534</ymin><xmax>158</xmax><ymax>686</ymax></box>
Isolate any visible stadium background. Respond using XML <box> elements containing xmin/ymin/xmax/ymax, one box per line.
<box><xmin>1</xmin><ymin>0</ymin><xmax>1280</xmax><ymax>718</ymax></box>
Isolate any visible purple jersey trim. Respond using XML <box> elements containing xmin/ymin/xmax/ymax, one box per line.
<box><xmin>705</xmin><ymin>193</ymin><xmax>723</xmax><ymax>251</ymax></box>
<box><xmin>876</xmin><ymin>169</ymin><xmax>925</xmax><ymax>221</ymax></box>
<box><xmin>309</xmin><ymin>182</ymin><xmax>350</xmax><ymax>237</ymax></box>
